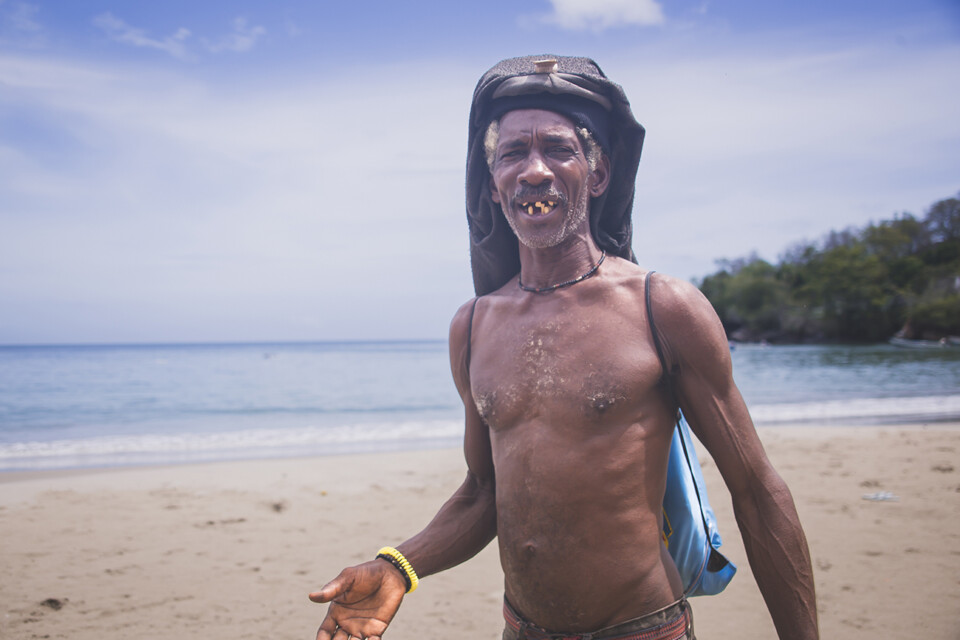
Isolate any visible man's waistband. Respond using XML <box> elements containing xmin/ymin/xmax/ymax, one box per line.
<box><xmin>502</xmin><ymin>598</ymin><xmax>691</xmax><ymax>640</ymax></box>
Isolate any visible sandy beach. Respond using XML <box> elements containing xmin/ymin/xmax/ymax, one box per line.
<box><xmin>1</xmin><ymin>423</ymin><xmax>958</xmax><ymax>640</ymax></box>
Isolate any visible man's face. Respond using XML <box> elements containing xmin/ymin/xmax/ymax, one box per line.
<box><xmin>489</xmin><ymin>109</ymin><xmax>607</xmax><ymax>250</ymax></box>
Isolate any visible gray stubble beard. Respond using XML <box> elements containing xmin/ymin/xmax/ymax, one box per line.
<box><xmin>503</xmin><ymin>187</ymin><xmax>591</xmax><ymax>250</ymax></box>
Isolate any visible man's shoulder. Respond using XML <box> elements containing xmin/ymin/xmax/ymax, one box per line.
<box><xmin>603</xmin><ymin>259</ymin><xmax>704</xmax><ymax>308</ymax></box>
<box><xmin>449</xmin><ymin>297</ymin><xmax>480</xmax><ymax>339</ymax></box>
<box><xmin>645</xmin><ymin>270</ymin><xmax>728</xmax><ymax>356</ymax></box>
<box><xmin>644</xmin><ymin>270</ymin><xmax>708</xmax><ymax>309</ymax></box>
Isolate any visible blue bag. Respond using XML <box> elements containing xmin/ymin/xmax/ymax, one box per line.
<box><xmin>662</xmin><ymin>413</ymin><xmax>737</xmax><ymax>596</ymax></box>
<box><xmin>646</xmin><ymin>271</ymin><xmax>736</xmax><ymax>597</ymax></box>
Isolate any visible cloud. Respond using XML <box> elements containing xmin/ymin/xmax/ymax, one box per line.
<box><xmin>0</xmin><ymin>53</ymin><xmax>475</xmax><ymax>342</ymax></box>
<box><xmin>92</xmin><ymin>12</ymin><xmax>192</xmax><ymax>61</ymax></box>
<box><xmin>91</xmin><ymin>13</ymin><xmax>266</xmax><ymax>60</ymax></box>
<box><xmin>7</xmin><ymin>1</ymin><xmax>40</xmax><ymax>32</ymax></box>
<box><xmin>0</xmin><ymin>1</ymin><xmax>44</xmax><ymax>47</ymax></box>
<box><xmin>283</xmin><ymin>15</ymin><xmax>305</xmax><ymax>38</ymax></box>
<box><xmin>203</xmin><ymin>17</ymin><xmax>266</xmax><ymax>54</ymax></box>
<box><xmin>544</xmin><ymin>0</ymin><xmax>665</xmax><ymax>31</ymax></box>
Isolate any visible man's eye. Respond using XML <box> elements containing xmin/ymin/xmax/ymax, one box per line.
<box><xmin>549</xmin><ymin>147</ymin><xmax>576</xmax><ymax>156</ymax></box>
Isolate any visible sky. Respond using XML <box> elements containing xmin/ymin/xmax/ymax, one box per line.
<box><xmin>1</xmin><ymin>0</ymin><xmax>958</xmax><ymax>344</ymax></box>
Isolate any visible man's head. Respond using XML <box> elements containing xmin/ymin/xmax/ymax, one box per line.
<box><xmin>466</xmin><ymin>55</ymin><xmax>645</xmax><ymax>296</ymax></box>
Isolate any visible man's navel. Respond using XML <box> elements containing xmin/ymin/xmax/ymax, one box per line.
<box><xmin>522</xmin><ymin>540</ymin><xmax>539</xmax><ymax>558</ymax></box>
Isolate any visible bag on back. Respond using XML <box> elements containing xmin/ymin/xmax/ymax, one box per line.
<box><xmin>662</xmin><ymin>412</ymin><xmax>737</xmax><ymax>596</ymax></box>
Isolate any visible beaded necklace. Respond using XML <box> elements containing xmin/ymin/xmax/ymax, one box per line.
<box><xmin>518</xmin><ymin>251</ymin><xmax>606</xmax><ymax>294</ymax></box>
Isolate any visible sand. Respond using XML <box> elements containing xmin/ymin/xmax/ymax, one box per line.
<box><xmin>1</xmin><ymin>423</ymin><xmax>958</xmax><ymax>640</ymax></box>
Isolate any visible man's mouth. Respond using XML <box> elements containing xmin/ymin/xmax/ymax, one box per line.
<box><xmin>520</xmin><ymin>200</ymin><xmax>558</xmax><ymax>216</ymax></box>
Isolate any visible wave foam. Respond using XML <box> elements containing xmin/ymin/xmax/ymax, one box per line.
<box><xmin>750</xmin><ymin>394</ymin><xmax>960</xmax><ymax>424</ymax></box>
<box><xmin>0</xmin><ymin>420</ymin><xmax>463</xmax><ymax>470</ymax></box>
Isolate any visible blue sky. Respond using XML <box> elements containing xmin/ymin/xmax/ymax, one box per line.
<box><xmin>1</xmin><ymin>0</ymin><xmax>958</xmax><ymax>344</ymax></box>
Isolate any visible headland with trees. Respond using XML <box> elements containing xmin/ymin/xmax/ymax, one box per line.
<box><xmin>697</xmin><ymin>193</ymin><xmax>960</xmax><ymax>344</ymax></box>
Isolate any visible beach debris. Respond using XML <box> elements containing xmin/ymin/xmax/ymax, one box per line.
<box><xmin>931</xmin><ymin>464</ymin><xmax>954</xmax><ymax>473</ymax></box>
<box><xmin>271</xmin><ymin>500</ymin><xmax>288</xmax><ymax>513</ymax></box>
<box><xmin>198</xmin><ymin>517</ymin><xmax>247</xmax><ymax>527</ymax></box>
<box><xmin>40</xmin><ymin>598</ymin><xmax>65</xmax><ymax>610</ymax></box>
<box><xmin>861</xmin><ymin>491</ymin><xmax>899</xmax><ymax>502</ymax></box>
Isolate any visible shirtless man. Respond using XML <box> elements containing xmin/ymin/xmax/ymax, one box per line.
<box><xmin>309</xmin><ymin>55</ymin><xmax>818</xmax><ymax>640</ymax></box>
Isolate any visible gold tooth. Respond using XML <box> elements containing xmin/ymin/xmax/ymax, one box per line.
<box><xmin>528</xmin><ymin>205</ymin><xmax>534</xmax><ymax>215</ymax></box>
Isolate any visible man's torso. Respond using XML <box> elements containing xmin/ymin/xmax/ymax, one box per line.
<box><xmin>468</xmin><ymin>260</ymin><xmax>684</xmax><ymax>632</ymax></box>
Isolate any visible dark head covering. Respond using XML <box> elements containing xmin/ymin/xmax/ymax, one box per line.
<box><xmin>466</xmin><ymin>54</ymin><xmax>646</xmax><ymax>296</ymax></box>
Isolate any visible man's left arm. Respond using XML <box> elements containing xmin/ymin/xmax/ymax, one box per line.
<box><xmin>651</xmin><ymin>275</ymin><xmax>819</xmax><ymax>640</ymax></box>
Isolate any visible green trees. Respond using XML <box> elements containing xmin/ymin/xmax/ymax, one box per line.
<box><xmin>697</xmin><ymin>194</ymin><xmax>960</xmax><ymax>343</ymax></box>
<box><xmin>699</xmin><ymin>256</ymin><xmax>787</xmax><ymax>339</ymax></box>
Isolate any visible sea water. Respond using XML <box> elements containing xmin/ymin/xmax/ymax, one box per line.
<box><xmin>1</xmin><ymin>341</ymin><xmax>958</xmax><ymax>471</ymax></box>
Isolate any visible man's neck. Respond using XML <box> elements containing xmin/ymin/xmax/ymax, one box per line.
<box><xmin>517</xmin><ymin>236</ymin><xmax>605</xmax><ymax>292</ymax></box>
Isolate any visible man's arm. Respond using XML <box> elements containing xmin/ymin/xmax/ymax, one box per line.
<box><xmin>650</xmin><ymin>275</ymin><xmax>818</xmax><ymax>640</ymax></box>
<box><xmin>309</xmin><ymin>299</ymin><xmax>497</xmax><ymax>640</ymax></box>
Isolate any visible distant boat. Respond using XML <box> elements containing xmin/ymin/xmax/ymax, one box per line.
<box><xmin>889</xmin><ymin>336</ymin><xmax>953</xmax><ymax>349</ymax></box>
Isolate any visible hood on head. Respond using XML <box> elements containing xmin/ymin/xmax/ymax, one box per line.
<box><xmin>465</xmin><ymin>55</ymin><xmax>646</xmax><ymax>296</ymax></box>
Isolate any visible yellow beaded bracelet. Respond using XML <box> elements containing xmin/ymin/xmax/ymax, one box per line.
<box><xmin>376</xmin><ymin>546</ymin><xmax>419</xmax><ymax>593</ymax></box>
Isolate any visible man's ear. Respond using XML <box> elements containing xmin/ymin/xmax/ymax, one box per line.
<box><xmin>590</xmin><ymin>152</ymin><xmax>611</xmax><ymax>198</ymax></box>
<box><xmin>489</xmin><ymin>174</ymin><xmax>501</xmax><ymax>204</ymax></box>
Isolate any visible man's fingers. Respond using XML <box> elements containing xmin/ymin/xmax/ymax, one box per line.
<box><xmin>331</xmin><ymin>626</ymin><xmax>353</xmax><ymax>640</ymax></box>
<box><xmin>308</xmin><ymin>576</ymin><xmax>348</xmax><ymax>603</ymax></box>
<box><xmin>316</xmin><ymin>613</ymin><xmax>339</xmax><ymax>640</ymax></box>
<box><xmin>318</xmin><ymin>629</ymin><xmax>382</xmax><ymax>640</ymax></box>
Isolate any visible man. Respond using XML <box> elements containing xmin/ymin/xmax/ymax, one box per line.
<box><xmin>309</xmin><ymin>55</ymin><xmax>818</xmax><ymax>640</ymax></box>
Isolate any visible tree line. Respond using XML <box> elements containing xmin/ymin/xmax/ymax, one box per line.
<box><xmin>697</xmin><ymin>193</ymin><xmax>960</xmax><ymax>343</ymax></box>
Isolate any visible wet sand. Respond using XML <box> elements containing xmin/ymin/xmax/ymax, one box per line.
<box><xmin>1</xmin><ymin>423</ymin><xmax>958</xmax><ymax>639</ymax></box>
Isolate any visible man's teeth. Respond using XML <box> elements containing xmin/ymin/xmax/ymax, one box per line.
<box><xmin>523</xmin><ymin>201</ymin><xmax>557</xmax><ymax>215</ymax></box>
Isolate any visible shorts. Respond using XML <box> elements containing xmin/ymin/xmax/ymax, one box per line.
<box><xmin>502</xmin><ymin>596</ymin><xmax>695</xmax><ymax>640</ymax></box>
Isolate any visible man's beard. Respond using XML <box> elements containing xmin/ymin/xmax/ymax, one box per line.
<box><xmin>504</xmin><ymin>187</ymin><xmax>590</xmax><ymax>250</ymax></box>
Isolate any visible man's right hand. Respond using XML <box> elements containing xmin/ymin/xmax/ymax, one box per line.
<box><xmin>309</xmin><ymin>559</ymin><xmax>407</xmax><ymax>640</ymax></box>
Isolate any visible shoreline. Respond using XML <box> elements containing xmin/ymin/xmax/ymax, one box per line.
<box><xmin>4</xmin><ymin>412</ymin><xmax>960</xmax><ymax>475</ymax></box>
<box><xmin>2</xmin><ymin>423</ymin><xmax>959</xmax><ymax>639</ymax></box>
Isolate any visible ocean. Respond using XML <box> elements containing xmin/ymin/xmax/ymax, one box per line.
<box><xmin>1</xmin><ymin>341</ymin><xmax>958</xmax><ymax>471</ymax></box>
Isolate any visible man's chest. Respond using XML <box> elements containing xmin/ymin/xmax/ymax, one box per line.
<box><xmin>469</xmin><ymin>309</ymin><xmax>664</xmax><ymax>430</ymax></box>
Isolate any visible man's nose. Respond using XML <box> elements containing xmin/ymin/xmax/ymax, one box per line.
<box><xmin>518</xmin><ymin>153</ymin><xmax>553</xmax><ymax>186</ymax></box>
